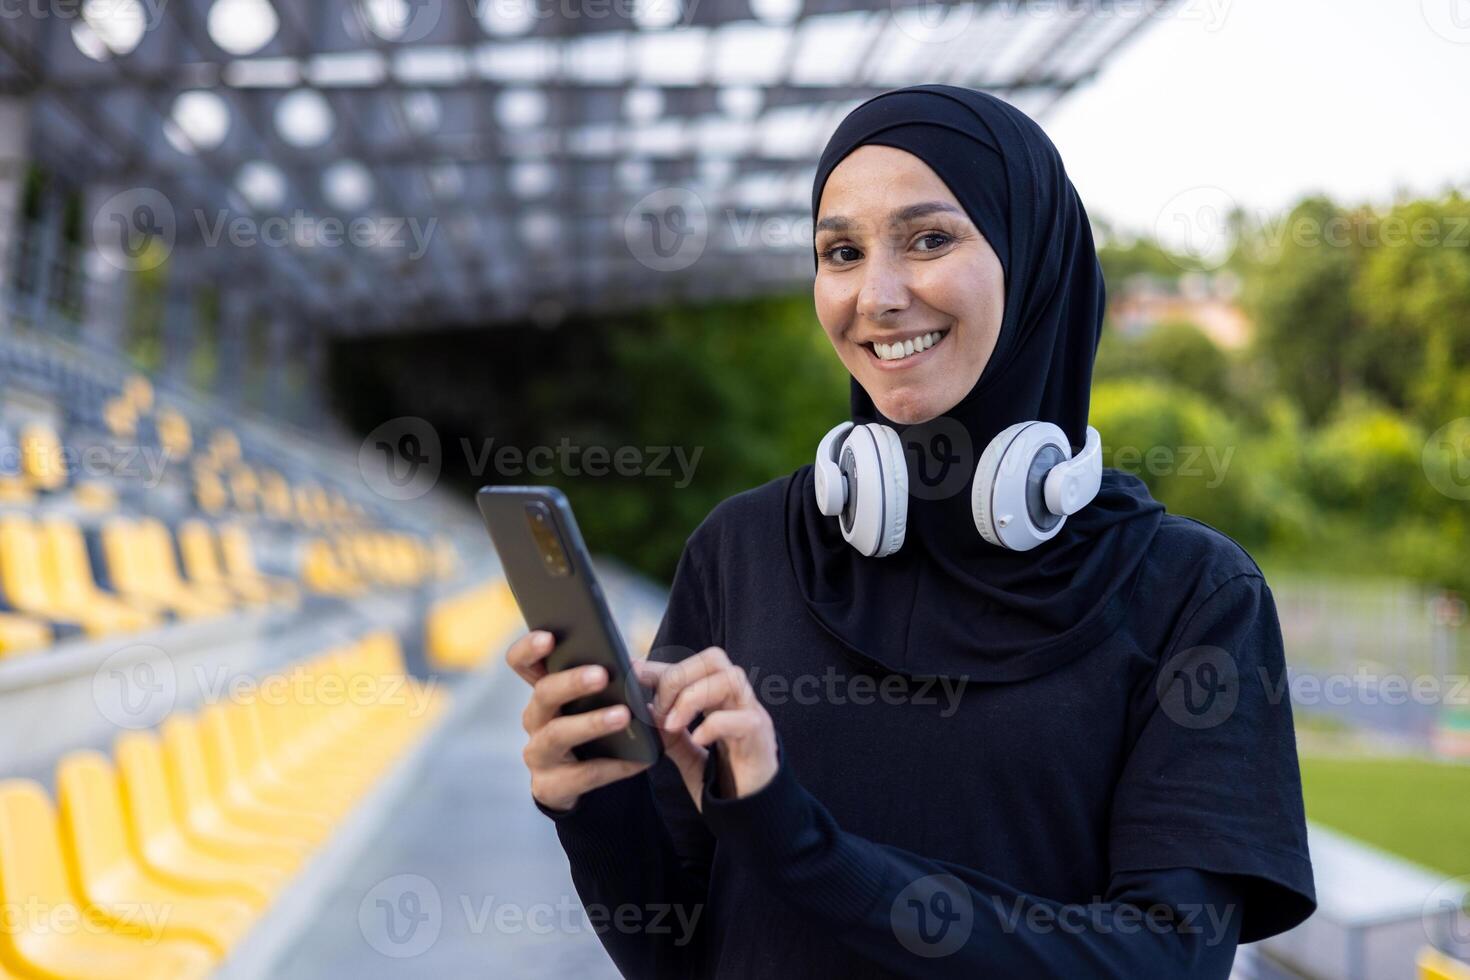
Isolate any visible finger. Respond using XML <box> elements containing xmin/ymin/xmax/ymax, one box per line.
<box><xmin>631</xmin><ymin>658</ymin><xmax>670</xmax><ymax>689</ymax></box>
<box><xmin>663</xmin><ymin>664</ymin><xmax>752</xmax><ymax>732</ymax></box>
<box><xmin>522</xmin><ymin>664</ymin><xmax>607</xmax><ymax>734</ymax></box>
<box><xmin>532</xmin><ymin>756</ymin><xmax>651</xmax><ymax>808</ymax></box>
<box><xmin>689</xmin><ymin>708</ymin><xmax>766</xmax><ymax>749</ymax></box>
<box><xmin>651</xmin><ymin>647</ymin><xmax>732</xmax><ymax>719</ymax></box>
<box><xmin>507</xmin><ymin>630</ymin><xmax>556</xmax><ymax>684</ymax></box>
<box><xmin>525</xmin><ymin>704</ymin><xmax>632</xmax><ymax>768</ymax></box>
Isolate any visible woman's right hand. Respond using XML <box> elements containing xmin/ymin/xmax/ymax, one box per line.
<box><xmin>509</xmin><ymin>629</ymin><xmax>654</xmax><ymax>813</ymax></box>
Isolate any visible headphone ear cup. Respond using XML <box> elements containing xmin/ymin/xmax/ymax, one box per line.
<box><xmin>871</xmin><ymin>423</ymin><xmax>908</xmax><ymax>557</ymax></box>
<box><xmin>838</xmin><ymin>423</ymin><xmax>908</xmax><ymax>557</ymax></box>
<box><xmin>971</xmin><ymin>421</ymin><xmax>1029</xmax><ymax>548</ymax></box>
<box><xmin>972</xmin><ymin>421</ymin><xmax>1071</xmax><ymax>551</ymax></box>
<box><xmin>813</xmin><ymin>421</ymin><xmax>854</xmax><ymax>517</ymax></box>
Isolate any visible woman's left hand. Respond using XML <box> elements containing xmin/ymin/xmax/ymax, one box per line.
<box><xmin>635</xmin><ymin>647</ymin><xmax>778</xmax><ymax>808</ymax></box>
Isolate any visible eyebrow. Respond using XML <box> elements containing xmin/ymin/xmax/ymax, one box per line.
<box><xmin>814</xmin><ymin>201</ymin><xmax>965</xmax><ymax>235</ymax></box>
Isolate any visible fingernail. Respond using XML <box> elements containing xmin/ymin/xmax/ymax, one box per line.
<box><xmin>603</xmin><ymin>706</ymin><xmax>626</xmax><ymax>725</ymax></box>
<box><xmin>663</xmin><ymin>713</ymin><xmax>678</xmax><ymax>731</ymax></box>
<box><xmin>582</xmin><ymin>666</ymin><xmax>603</xmax><ymax>685</ymax></box>
<box><xmin>536</xmin><ymin>632</ymin><xmax>552</xmax><ymax>650</ymax></box>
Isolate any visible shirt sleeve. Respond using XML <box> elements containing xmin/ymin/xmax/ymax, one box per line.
<box><xmin>530</xmin><ymin>538</ymin><xmax>719</xmax><ymax>976</ymax></box>
<box><xmin>698</xmin><ymin>735</ymin><xmax>1246</xmax><ymax>977</ymax></box>
<box><xmin>1107</xmin><ymin>571</ymin><xmax>1317</xmax><ymax>944</ymax></box>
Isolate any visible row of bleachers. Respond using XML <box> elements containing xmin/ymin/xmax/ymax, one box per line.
<box><xmin>0</xmin><ymin>631</ymin><xmax>445</xmax><ymax>979</ymax></box>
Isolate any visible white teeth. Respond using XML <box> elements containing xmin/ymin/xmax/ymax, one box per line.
<box><xmin>872</xmin><ymin>330</ymin><xmax>946</xmax><ymax>361</ymax></box>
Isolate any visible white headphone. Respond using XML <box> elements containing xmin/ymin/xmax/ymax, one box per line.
<box><xmin>813</xmin><ymin>419</ymin><xmax>1102</xmax><ymax>556</ymax></box>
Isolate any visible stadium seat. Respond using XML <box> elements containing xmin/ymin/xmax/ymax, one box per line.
<box><xmin>18</xmin><ymin>423</ymin><xmax>67</xmax><ymax>493</ymax></box>
<box><xmin>156</xmin><ymin>408</ymin><xmax>192</xmax><ymax>459</ymax></box>
<box><xmin>99</xmin><ymin>520</ymin><xmax>226</xmax><ymax>620</ymax></box>
<box><xmin>0</xmin><ymin>612</ymin><xmax>51</xmax><ymax>657</ymax></box>
<box><xmin>0</xmin><ymin>779</ymin><xmax>216</xmax><ymax>980</ymax></box>
<box><xmin>157</xmin><ymin>715</ymin><xmax>310</xmax><ymax>870</ymax></box>
<box><xmin>195</xmin><ymin>704</ymin><xmax>333</xmax><ymax>842</ymax></box>
<box><xmin>55</xmin><ymin>751</ymin><xmax>258</xmax><ymax>955</ymax></box>
<box><xmin>0</xmin><ymin>514</ymin><xmax>149</xmax><ymax>637</ymax></box>
<box><xmin>37</xmin><ymin>518</ymin><xmax>159</xmax><ymax>633</ymax></box>
<box><xmin>217</xmin><ymin>524</ymin><xmax>298</xmax><ymax>603</ymax></box>
<box><xmin>176</xmin><ymin>520</ymin><xmax>272</xmax><ymax>606</ymax></box>
<box><xmin>112</xmin><ymin>732</ymin><xmax>283</xmax><ymax>908</ymax></box>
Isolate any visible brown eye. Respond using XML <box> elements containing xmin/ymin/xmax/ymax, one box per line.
<box><xmin>915</xmin><ymin>232</ymin><xmax>952</xmax><ymax>252</ymax></box>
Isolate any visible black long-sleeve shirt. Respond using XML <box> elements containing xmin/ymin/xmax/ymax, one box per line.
<box><xmin>536</xmin><ymin>471</ymin><xmax>1316</xmax><ymax>978</ymax></box>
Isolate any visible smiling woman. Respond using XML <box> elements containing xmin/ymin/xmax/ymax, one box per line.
<box><xmin>814</xmin><ymin>165</ymin><xmax>1004</xmax><ymax>425</ymax></box>
<box><xmin>512</xmin><ymin>83</ymin><xmax>1316</xmax><ymax>980</ymax></box>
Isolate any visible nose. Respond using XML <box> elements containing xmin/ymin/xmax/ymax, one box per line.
<box><xmin>855</xmin><ymin>250</ymin><xmax>910</xmax><ymax>322</ymax></box>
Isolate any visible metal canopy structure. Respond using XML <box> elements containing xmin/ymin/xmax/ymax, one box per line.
<box><xmin>0</xmin><ymin>0</ymin><xmax>1174</xmax><ymax>338</ymax></box>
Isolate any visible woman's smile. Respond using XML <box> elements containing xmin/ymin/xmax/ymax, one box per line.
<box><xmin>861</xmin><ymin>327</ymin><xmax>951</xmax><ymax>369</ymax></box>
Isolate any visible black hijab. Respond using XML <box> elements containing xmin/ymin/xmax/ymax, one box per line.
<box><xmin>787</xmin><ymin>83</ymin><xmax>1166</xmax><ymax>683</ymax></box>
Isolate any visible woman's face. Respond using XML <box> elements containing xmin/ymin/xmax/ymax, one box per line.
<box><xmin>813</xmin><ymin>144</ymin><xmax>1005</xmax><ymax>425</ymax></box>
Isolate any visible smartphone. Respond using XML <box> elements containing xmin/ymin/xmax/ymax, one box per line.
<box><xmin>476</xmin><ymin>486</ymin><xmax>662</xmax><ymax>765</ymax></box>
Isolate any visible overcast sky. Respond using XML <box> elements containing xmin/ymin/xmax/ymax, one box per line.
<box><xmin>1044</xmin><ymin>0</ymin><xmax>1470</xmax><ymax>248</ymax></box>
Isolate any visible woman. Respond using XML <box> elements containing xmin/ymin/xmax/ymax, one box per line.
<box><xmin>508</xmin><ymin>84</ymin><xmax>1315</xmax><ymax>978</ymax></box>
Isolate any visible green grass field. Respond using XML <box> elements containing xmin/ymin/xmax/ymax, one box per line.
<box><xmin>1300</xmin><ymin>754</ymin><xmax>1470</xmax><ymax>878</ymax></box>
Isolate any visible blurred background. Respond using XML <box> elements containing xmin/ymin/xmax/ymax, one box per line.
<box><xmin>0</xmin><ymin>0</ymin><xmax>1467</xmax><ymax>977</ymax></box>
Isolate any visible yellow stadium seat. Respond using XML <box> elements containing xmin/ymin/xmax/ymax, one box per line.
<box><xmin>55</xmin><ymin>752</ymin><xmax>257</xmax><ymax>956</ymax></box>
<box><xmin>192</xmin><ymin>466</ymin><xmax>228</xmax><ymax>515</ymax></box>
<box><xmin>113</xmin><ymin>732</ymin><xmax>283</xmax><ymax>908</ymax></box>
<box><xmin>177</xmin><ymin>520</ymin><xmax>271</xmax><ymax>606</ymax></box>
<box><xmin>207</xmin><ymin>428</ymin><xmax>241</xmax><ymax>467</ymax></box>
<box><xmin>72</xmin><ymin>481</ymin><xmax>116</xmax><ymax>513</ymax></box>
<box><xmin>0</xmin><ymin>612</ymin><xmax>51</xmax><ymax>657</ymax></box>
<box><xmin>195</xmin><ymin>704</ymin><xmax>332</xmax><ymax>843</ymax></box>
<box><xmin>427</xmin><ymin>579</ymin><xmax>523</xmax><ymax>671</ymax></box>
<box><xmin>122</xmin><ymin>375</ymin><xmax>154</xmax><ymax>413</ymax></box>
<box><xmin>18</xmin><ymin>423</ymin><xmax>66</xmax><ymax>492</ymax></box>
<box><xmin>259</xmin><ymin>469</ymin><xmax>293</xmax><ymax>520</ymax></box>
<box><xmin>158</xmin><ymin>715</ymin><xmax>309</xmax><ymax>870</ymax></box>
<box><xmin>1420</xmin><ymin>947</ymin><xmax>1470</xmax><ymax>980</ymax></box>
<box><xmin>135</xmin><ymin>519</ymin><xmax>236</xmax><ymax>611</ymax></box>
<box><xmin>301</xmin><ymin>537</ymin><xmax>363</xmax><ymax>596</ymax></box>
<box><xmin>217</xmin><ymin>524</ymin><xmax>298</xmax><ymax>603</ymax></box>
<box><xmin>102</xmin><ymin>397</ymin><xmax>137</xmax><ymax>439</ymax></box>
<box><xmin>0</xmin><ymin>779</ymin><xmax>216</xmax><ymax>980</ymax></box>
<box><xmin>156</xmin><ymin>408</ymin><xmax>192</xmax><ymax>458</ymax></box>
<box><xmin>226</xmin><ymin>465</ymin><xmax>260</xmax><ymax>514</ymax></box>
<box><xmin>37</xmin><ymin>518</ymin><xmax>159</xmax><ymax>633</ymax></box>
<box><xmin>100</xmin><ymin>520</ymin><xmax>225</xmax><ymax>620</ymax></box>
<box><xmin>1</xmin><ymin>515</ymin><xmax>147</xmax><ymax>637</ymax></box>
